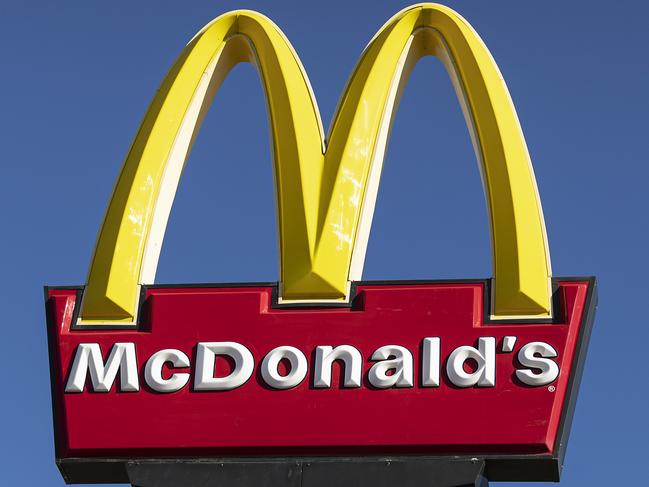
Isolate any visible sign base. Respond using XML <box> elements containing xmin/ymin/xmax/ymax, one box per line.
<box><xmin>56</xmin><ymin>454</ymin><xmax>577</xmax><ymax>486</ymax></box>
<box><xmin>128</xmin><ymin>457</ymin><xmax>489</xmax><ymax>487</ymax></box>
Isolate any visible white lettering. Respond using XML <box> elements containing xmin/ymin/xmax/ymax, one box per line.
<box><xmin>261</xmin><ymin>346</ymin><xmax>308</xmax><ymax>389</ymax></box>
<box><xmin>144</xmin><ymin>349</ymin><xmax>190</xmax><ymax>393</ymax></box>
<box><xmin>314</xmin><ymin>345</ymin><xmax>362</xmax><ymax>388</ymax></box>
<box><xmin>194</xmin><ymin>342</ymin><xmax>254</xmax><ymax>391</ymax></box>
<box><xmin>368</xmin><ymin>345</ymin><xmax>413</xmax><ymax>388</ymax></box>
<box><xmin>65</xmin><ymin>343</ymin><xmax>139</xmax><ymax>393</ymax></box>
<box><xmin>515</xmin><ymin>342</ymin><xmax>559</xmax><ymax>386</ymax></box>
<box><xmin>446</xmin><ymin>337</ymin><xmax>496</xmax><ymax>387</ymax></box>
<box><xmin>63</xmin><ymin>337</ymin><xmax>562</xmax><ymax>394</ymax></box>
<box><xmin>422</xmin><ymin>337</ymin><xmax>440</xmax><ymax>387</ymax></box>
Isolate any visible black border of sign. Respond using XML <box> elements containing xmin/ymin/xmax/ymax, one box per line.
<box><xmin>44</xmin><ymin>276</ymin><xmax>597</xmax><ymax>484</ymax></box>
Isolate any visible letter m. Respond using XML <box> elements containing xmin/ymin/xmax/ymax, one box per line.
<box><xmin>65</xmin><ymin>343</ymin><xmax>139</xmax><ymax>392</ymax></box>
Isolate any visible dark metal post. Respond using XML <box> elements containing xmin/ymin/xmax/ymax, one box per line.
<box><xmin>127</xmin><ymin>458</ymin><xmax>488</xmax><ymax>487</ymax></box>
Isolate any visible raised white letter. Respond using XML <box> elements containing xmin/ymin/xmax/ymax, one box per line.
<box><xmin>144</xmin><ymin>349</ymin><xmax>190</xmax><ymax>393</ymax></box>
<box><xmin>368</xmin><ymin>345</ymin><xmax>413</xmax><ymax>388</ymax></box>
<box><xmin>261</xmin><ymin>346</ymin><xmax>308</xmax><ymax>389</ymax></box>
<box><xmin>446</xmin><ymin>337</ymin><xmax>496</xmax><ymax>387</ymax></box>
<box><xmin>194</xmin><ymin>342</ymin><xmax>254</xmax><ymax>391</ymax></box>
<box><xmin>422</xmin><ymin>338</ymin><xmax>440</xmax><ymax>387</ymax></box>
<box><xmin>516</xmin><ymin>342</ymin><xmax>559</xmax><ymax>386</ymax></box>
<box><xmin>65</xmin><ymin>343</ymin><xmax>139</xmax><ymax>393</ymax></box>
<box><xmin>314</xmin><ymin>345</ymin><xmax>362</xmax><ymax>388</ymax></box>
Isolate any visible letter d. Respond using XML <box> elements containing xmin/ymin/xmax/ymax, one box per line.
<box><xmin>194</xmin><ymin>342</ymin><xmax>254</xmax><ymax>391</ymax></box>
<box><xmin>446</xmin><ymin>337</ymin><xmax>496</xmax><ymax>387</ymax></box>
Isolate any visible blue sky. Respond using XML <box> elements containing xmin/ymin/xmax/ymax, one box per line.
<box><xmin>1</xmin><ymin>1</ymin><xmax>647</xmax><ymax>485</ymax></box>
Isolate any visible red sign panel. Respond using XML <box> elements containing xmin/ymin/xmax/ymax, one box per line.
<box><xmin>46</xmin><ymin>278</ymin><xmax>596</xmax><ymax>483</ymax></box>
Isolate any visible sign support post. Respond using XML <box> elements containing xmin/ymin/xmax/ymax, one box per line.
<box><xmin>125</xmin><ymin>458</ymin><xmax>488</xmax><ymax>487</ymax></box>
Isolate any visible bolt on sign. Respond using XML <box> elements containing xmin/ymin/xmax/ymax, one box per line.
<box><xmin>45</xmin><ymin>4</ymin><xmax>596</xmax><ymax>486</ymax></box>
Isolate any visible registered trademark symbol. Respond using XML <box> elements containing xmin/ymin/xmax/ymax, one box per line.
<box><xmin>548</xmin><ymin>385</ymin><xmax>556</xmax><ymax>392</ymax></box>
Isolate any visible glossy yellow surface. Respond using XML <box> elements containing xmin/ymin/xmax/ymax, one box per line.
<box><xmin>81</xmin><ymin>4</ymin><xmax>552</xmax><ymax>323</ymax></box>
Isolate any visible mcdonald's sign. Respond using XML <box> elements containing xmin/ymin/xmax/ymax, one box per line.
<box><xmin>45</xmin><ymin>4</ymin><xmax>596</xmax><ymax>485</ymax></box>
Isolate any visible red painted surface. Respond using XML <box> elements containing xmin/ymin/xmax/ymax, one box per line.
<box><xmin>47</xmin><ymin>281</ymin><xmax>590</xmax><ymax>459</ymax></box>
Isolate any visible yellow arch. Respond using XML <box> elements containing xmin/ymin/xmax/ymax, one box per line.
<box><xmin>81</xmin><ymin>11</ymin><xmax>326</xmax><ymax>322</ymax></box>
<box><xmin>81</xmin><ymin>4</ymin><xmax>552</xmax><ymax>323</ymax></box>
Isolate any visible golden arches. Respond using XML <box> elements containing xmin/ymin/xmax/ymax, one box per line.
<box><xmin>80</xmin><ymin>4</ymin><xmax>551</xmax><ymax>324</ymax></box>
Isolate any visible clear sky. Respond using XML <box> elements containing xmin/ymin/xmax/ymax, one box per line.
<box><xmin>1</xmin><ymin>1</ymin><xmax>647</xmax><ymax>486</ymax></box>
